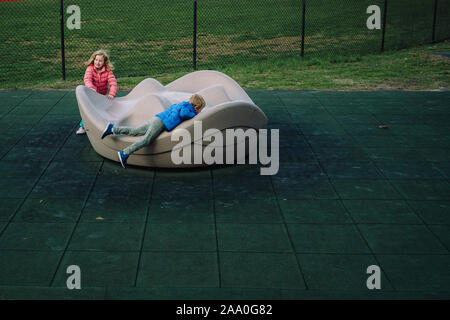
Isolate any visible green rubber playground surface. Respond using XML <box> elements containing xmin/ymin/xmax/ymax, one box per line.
<box><xmin>0</xmin><ymin>89</ymin><xmax>449</xmax><ymax>300</ymax></box>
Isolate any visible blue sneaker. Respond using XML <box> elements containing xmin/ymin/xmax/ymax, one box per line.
<box><xmin>118</xmin><ymin>151</ymin><xmax>129</xmax><ymax>168</ymax></box>
<box><xmin>101</xmin><ymin>122</ymin><xmax>114</xmax><ymax>139</ymax></box>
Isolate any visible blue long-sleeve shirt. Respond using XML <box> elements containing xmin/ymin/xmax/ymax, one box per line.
<box><xmin>155</xmin><ymin>101</ymin><xmax>197</xmax><ymax>131</ymax></box>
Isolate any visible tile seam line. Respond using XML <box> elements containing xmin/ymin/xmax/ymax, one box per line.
<box><xmin>314</xmin><ymin>92</ymin><xmax>398</xmax><ymax>290</ymax></box>
<box><xmin>48</xmin><ymin>159</ymin><xmax>105</xmax><ymax>287</ymax></box>
<box><xmin>133</xmin><ymin>169</ymin><xmax>156</xmax><ymax>287</ymax></box>
<box><xmin>268</xmin><ymin>174</ymin><xmax>309</xmax><ymax>290</ymax></box>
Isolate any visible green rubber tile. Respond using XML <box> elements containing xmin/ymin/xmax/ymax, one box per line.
<box><xmin>334</xmin><ymin>114</ymin><xmax>381</xmax><ymax>125</ymax></box>
<box><xmin>48</xmin><ymin>103</ymin><xmax>81</xmax><ymax>116</ymax></box>
<box><xmin>148</xmin><ymin>199</ymin><xmax>213</xmax><ymax>224</ymax></box>
<box><xmin>363</xmin><ymin>147</ymin><xmax>428</xmax><ymax>162</ymax></box>
<box><xmin>13</xmin><ymin>198</ymin><xmax>84</xmax><ymax>222</ymax></box>
<box><xmin>331</xmin><ymin>179</ymin><xmax>402</xmax><ymax>199</ymax></box>
<box><xmin>215</xmin><ymin>198</ymin><xmax>282</xmax><ymax>223</ymax></box>
<box><xmin>343</xmin><ymin>123</ymin><xmax>395</xmax><ymax>136</ymax></box>
<box><xmin>298</xmin><ymin>254</ymin><xmax>393</xmax><ymax>290</ymax></box>
<box><xmin>2</xmin><ymin>146</ymin><xmax>59</xmax><ymax>162</ymax></box>
<box><xmin>342</xmin><ymin>200</ymin><xmax>421</xmax><ymax>224</ymax></box>
<box><xmin>155</xmin><ymin>168</ymin><xmax>211</xmax><ymax>180</ymax></box>
<box><xmin>403</xmin><ymin>135</ymin><xmax>450</xmax><ymax>148</ymax></box>
<box><xmin>433</xmin><ymin>162</ymin><xmax>450</xmax><ymax>178</ymax></box>
<box><xmin>321</xmin><ymin>161</ymin><xmax>384</xmax><ymax>179</ymax></box>
<box><xmin>0</xmin><ymin>198</ymin><xmax>23</xmax><ymax>222</ymax></box>
<box><xmin>428</xmin><ymin>225</ymin><xmax>450</xmax><ymax>251</ymax></box>
<box><xmin>220</xmin><ymin>252</ymin><xmax>305</xmax><ymax>289</ymax></box>
<box><xmin>16</xmin><ymin>132</ymin><xmax>68</xmax><ymax>148</ymax></box>
<box><xmin>0</xmin><ymin>178</ymin><xmax>39</xmax><ymax>198</ymax></box>
<box><xmin>297</xmin><ymin>122</ymin><xmax>348</xmax><ymax>135</ymax></box>
<box><xmin>29</xmin><ymin>91</ymin><xmax>67</xmax><ymax>99</ymax></box>
<box><xmin>418</xmin><ymin>149</ymin><xmax>450</xmax><ymax>162</ymax></box>
<box><xmin>68</xmin><ymin>222</ymin><xmax>144</xmax><ymax>251</ymax></box>
<box><xmin>358</xmin><ymin>224</ymin><xmax>447</xmax><ymax>254</ymax></box>
<box><xmin>212</xmin><ymin>164</ymin><xmax>263</xmax><ymax>177</ymax></box>
<box><xmin>136</xmin><ymin>252</ymin><xmax>219</xmax><ymax>288</ymax></box>
<box><xmin>52</xmin><ymin>251</ymin><xmax>139</xmax><ymax>287</ymax></box>
<box><xmin>0</xmin><ymin>250</ymin><xmax>63</xmax><ymax>286</ymax></box>
<box><xmin>376</xmin><ymin>254</ymin><xmax>450</xmax><ymax>291</ymax></box>
<box><xmin>81</xmin><ymin>198</ymin><xmax>148</xmax><ymax>223</ymax></box>
<box><xmin>314</xmin><ymin>147</ymin><xmax>371</xmax><ymax>162</ymax></box>
<box><xmin>0</xmin><ymin>222</ymin><xmax>74</xmax><ymax>250</ymax></box>
<box><xmin>352</xmin><ymin>135</ymin><xmax>412</xmax><ymax>148</ymax></box>
<box><xmin>10</xmin><ymin>105</ymin><xmax>54</xmax><ymax>116</ymax></box>
<box><xmin>278</xmin><ymin>147</ymin><xmax>317</xmax><ymax>163</ymax></box>
<box><xmin>90</xmin><ymin>176</ymin><xmax>152</xmax><ymax>200</ymax></box>
<box><xmin>54</xmin><ymin>146</ymin><xmax>103</xmax><ymax>162</ymax></box>
<box><xmin>0</xmin><ymin>114</ymin><xmax>41</xmax><ymax>126</ymax></box>
<box><xmin>372</xmin><ymin>114</ymin><xmax>423</xmax><ymax>125</ymax></box>
<box><xmin>143</xmin><ymin>223</ymin><xmax>216</xmax><ymax>251</ymax></box>
<box><xmin>264</xmin><ymin>109</ymin><xmax>295</xmax><ymax>124</ymax></box>
<box><xmin>288</xmin><ymin>224</ymin><xmax>370</xmax><ymax>254</ymax></box>
<box><xmin>407</xmin><ymin>201</ymin><xmax>450</xmax><ymax>224</ymax></box>
<box><xmin>275</xmin><ymin>161</ymin><xmax>326</xmax><ymax>180</ymax></box>
<box><xmin>30</xmin><ymin>162</ymin><xmax>100</xmax><ymax>198</ymax></box>
<box><xmin>279</xmin><ymin>199</ymin><xmax>352</xmax><ymax>224</ymax></box>
<box><xmin>305</xmin><ymin>134</ymin><xmax>359</xmax><ymax>149</ymax></box>
<box><xmin>0</xmin><ymin>222</ymin><xmax>6</xmax><ymax>234</ymax></box>
<box><xmin>278</xmin><ymin>132</ymin><xmax>310</xmax><ymax>148</ymax></box>
<box><xmin>375</xmin><ymin>162</ymin><xmax>446</xmax><ymax>179</ymax></box>
<box><xmin>63</xmin><ymin>134</ymin><xmax>95</xmax><ymax>149</ymax></box>
<box><xmin>36</xmin><ymin>160</ymin><xmax>100</xmax><ymax>181</ymax></box>
<box><xmin>0</xmin><ymin>286</ymin><xmax>106</xmax><ymax>300</ymax></box>
<box><xmin>272</xmin><ymin>178</ymin><xmax>338</xmax><ymax>200</ymax></box>
<box><xmin>217</xmin><ymin>223</ymin><xmax>292</xmax><ymax>253</ymax></box>
<box><xmin>278</xmin><ymin>95</ymin><xmax>320</xmax><ymax>107</ymax></box>
<box><xmin>0</xmin><ymin>161</ymin><xmax>48</xmax><ymax>179</ymax></box>
<box><xmin>100</xmin><ymin>160</ymin><xmax>154</xmax><ymax>179</ymax></box>
<box><xmin>152</xmin><ymin>178</ymin><xmax>212</xmax><ymax>200</ymax></box>
<box><xmin>324</xmin><ymin>105</ymin><xmax>373</xmax><ymax>115</ymax></box>
<box><xmin>389</xmin><ymin>179</ymin><xmax>450</xmax><ymax>200</ymax></box>
<box><xmin>214</xmin><ymin>176</ymin><xmax>275</xmax><ymax>200</ymax></box>
<box><xmin>386</xmin><ymin>124</ymin><xmax>438</xmax><ymax>136</ymax></box>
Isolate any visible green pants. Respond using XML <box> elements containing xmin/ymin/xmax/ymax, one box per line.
<box><xmin>113</xmin><ymin>116</ymin><xmax>165</xmax><ymax>156</ymax></box>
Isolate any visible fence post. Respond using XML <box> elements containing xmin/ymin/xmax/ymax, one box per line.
<box><xmin>59</xmin><ymin>0</ymin><xmax>66</xmax><ymax>80</ymax></box>
<box><xmin>193</xmin><ymin>0</ymin><xmax>197</xmax><ymax>70</ymax></box>
<box><xmin>432</xmin><ymin>0</ymin><xmax>438</xmax><ymax>42</ymax></box>
<box><xmin>301</xmin><ymin>0</ymin><xmax>306</xmax><ymax>57</ymax></box>
<box><xmin>381</xmin><ymin>0</ymin><xmax>387</xmax><ymax>52</ymax></box>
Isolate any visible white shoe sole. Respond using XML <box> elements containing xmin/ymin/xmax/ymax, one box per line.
<box><xmin>118</xmin><ymin>151</ymin><xmax>126</xmax><ymax>168</ymax></box>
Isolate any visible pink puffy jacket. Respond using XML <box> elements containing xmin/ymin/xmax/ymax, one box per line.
<box><xmin>83</xmin><ymin>64</ymin><xmax>117</xmax><ymax>97</ymax></box>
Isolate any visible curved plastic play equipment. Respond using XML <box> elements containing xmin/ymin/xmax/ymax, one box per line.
<box><xmin>75</xmin><ymin>70</ymin><xmax>268</xmax><ymax>168</ymax></box>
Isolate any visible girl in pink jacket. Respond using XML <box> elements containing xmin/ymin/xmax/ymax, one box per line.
<box><xmin>77</xmin><ymin>50</ymin><xmax>118</xmax><ymax>135</ymax></box>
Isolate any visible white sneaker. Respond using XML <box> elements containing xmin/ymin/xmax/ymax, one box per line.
<box><xmin>76</xmin><ymin>127</ymin><xmax>86</xmax><ymax>135</ymax></box>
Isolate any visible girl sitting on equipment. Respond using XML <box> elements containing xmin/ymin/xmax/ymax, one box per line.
<box><xmin>77</xmin><ymin>50</ymin><xmax>117</xmax><ymax>135</ymax></box>
<box><xmin>101</xmin><ymin>94</ymin><xmax>206</xmax><ymax>168</ymax></box>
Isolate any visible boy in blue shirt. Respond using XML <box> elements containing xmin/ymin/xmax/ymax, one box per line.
<box><xmin>101</xmin><ymin>94</ymin><xmax>206</xmax><ymax>168</ymax></box>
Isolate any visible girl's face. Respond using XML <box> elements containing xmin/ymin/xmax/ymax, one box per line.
<box><xmin>94</xmin><ymin>55</ymin><xmax>105</xmax><ymax>69</ymax></box>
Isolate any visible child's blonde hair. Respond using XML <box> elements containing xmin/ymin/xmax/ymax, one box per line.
<box><xmin>85</xmin><ymin>50</ymin><xmax>114</xmax><ymax>70</ymax></box>
<box><xmin>189</xmin><ymin>94</ymin><xmax>206</xmax><ymax>111</ymax></box>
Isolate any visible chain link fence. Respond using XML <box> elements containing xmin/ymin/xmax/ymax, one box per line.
<box><xmin>0</xmin><ymin>0</ymin><xmax>449</xmax><ymax>87</ymax></box>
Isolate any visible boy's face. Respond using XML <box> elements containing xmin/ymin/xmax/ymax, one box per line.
<box><xmin>94</xmin><ymin>55</ymin><xmax>105</xmax><ymax>69</ymax></box>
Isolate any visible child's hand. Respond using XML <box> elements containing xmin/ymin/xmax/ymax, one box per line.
<box><xmin>107</xmin><ymin>94</ymin><xmax>114</xmax><ymax>99</ymax></box>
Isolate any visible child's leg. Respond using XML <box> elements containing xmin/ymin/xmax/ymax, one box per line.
<box><xmin>123</xmin><ymin>117</ymin><xmax>165</xmax><ymax>155</ymax></box>
<box><xmin>113</xmin><ymin>122</ymin><xmax>150</xmax><ymax>136</ymax></box>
